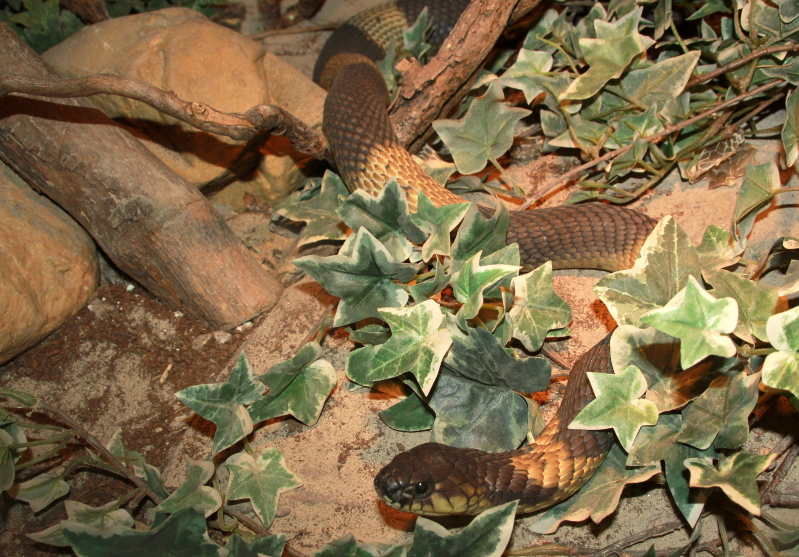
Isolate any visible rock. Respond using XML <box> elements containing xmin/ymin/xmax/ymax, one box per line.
<box><xmin>0</xmin><ymin>161</ymin><xmax>98</xmax><ymax>364</ymax></box>
<box><xmin>43</xmin><ymin>7</ymin><xmax>327</xmax><ymax>209</ymax></box>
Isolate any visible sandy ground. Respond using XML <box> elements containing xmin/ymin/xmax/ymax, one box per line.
<box><xmin>1</xmin><ymin>1</ymin><xmax>798</xmax><ymax>556</ymax></box>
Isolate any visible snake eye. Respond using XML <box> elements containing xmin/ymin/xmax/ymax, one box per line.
<box><xmin>413</xmin><ymin>482</ymin><xmax>431</xmax><ymax>496</ymax></box>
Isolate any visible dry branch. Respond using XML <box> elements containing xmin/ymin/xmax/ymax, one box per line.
<box><xmin>0</xmin><ymin>24</ymin><xmax>282</xmax><ymax>329</ymax></box>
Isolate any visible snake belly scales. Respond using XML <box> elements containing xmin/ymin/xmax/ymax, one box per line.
<box><xmin>314</xmin><ymin>0</ymin><xmax>657</xmax><ymax>516</ymax></box>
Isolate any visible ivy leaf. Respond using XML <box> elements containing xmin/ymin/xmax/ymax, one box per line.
<box><xmin>225</xmin><ymin>532</ymin><xmax>286</xmax><ymax>557</ymax></box>
<box><xmin>783</xmin><ymin>89</ymin><xmax>799</xmax><ymax>167</ymax></box>
<box><xmin>248</xmin><ymin>342</ymin><xmax>336</xmax><ymax>426</ymax></box>
<box><xmin>610</xmin><ymin>325</ymin><xmax>731</xmax><ymax>413</ymax></box>
<box><xmin>10</xmin><ymin>0</ymin><xmax>83</xmax><ymax>53</ymax></box>
<box><xmin>428</xmin><ymin>368</ymin><xmax>528</xmax><ymax>452</ymax></box>
<box><xmin>106</xmin><ymin>429</ymin><xmax>167</xmax><ymax>500</ymax></box>
<box><xmin>616</xmin><ymin>51</ymin><xmax>700</xmax><ymax>110</ymax></box>
<box><xmin>451</xmin><ymin>251</ymin><xmax>519</xmax><ymax>321</ymax></box>
<box><xmin>61</xmin><ymin>507</ymin><xmax>226</xmax><ymax>557</ymax></box>
<box><xmin>595</xmin><ymin>216</ymin><xmax>703</xmax><ymax>327</ymax></box>
<box><xmin>337</xmin><ymin>179</ymin><xmax>426</xmax><ymax>262</ymax></box>
<box><xmin>703</xmin><ymin>268</ymin><xmax>782</xmax><ymax>343</ymax></box>
<box><xmin>733</xmin><ymin>162</ymin><xmax>780</xmax><ymax>247</ymax></box>
<box><xmin>641</xmin><ymin>275</ymin><xmax>738</xmax><ymax>368</ymax></box>
<box><xmin>451</xmin><ymin>204</ymin><xmax>509</xmax><ymax>265</ymax></box>
<box><xmin>508</xmin><ymin>262</ymin><xmax>572</xmax><ymax>352</ymax></box>
<box><xmin>345</xmin><ymin>300</ymin><xmax>452</xmax><ymax>395</ymax></box>
<box><xmin>685</xmin><ymin>452</ymin><xmax>776</xmax><ymax>515</ymax></box>
<box><xmin>0</xmin><ymin>423</ymin><xmax>25</xmax><ymax>492</ymax></box>
<box><xmin>686</xmin><ymin>0</ymin><xmax>730</xmax><ymax>20</ymax></box>
<box><xmin>409</xmin><ymin>259</ymin><xmax>451</xmax><ymax>302</ymax></box>
<box><xmin>175</xmin><ymin>352</ymin><xmax>265</xmax><ymax>455</ymax></box>
<box><xmin>696</xmin><ymin>225</ymin><xmax>740</xmax><ymax>270</ymax></box>
<box><xmin>408</xmin><ymin>501</ymin><xmax>517</xmax><ymax>557</ymax></box>
<box><xmin>762</xmin><ymin>57</ymin><xmax>799</xmax><ymax>86</ymax></box>
<box><xmin>379</xmin><ymin>390</ymin><xmax>435</xmax><ymax>432</ymax></box>
<box><xmin>294</xmin><ymin>228</ymin><xmax>416</xmax><ymax>326</ymax></box>
<box><xmin>627</xmin><ymin>414</ymin><xmax>713</xmax><ymax>526</ymax></box>
<box><xmin>13</xmin><ymin>470</ymin><xmax>69</xmax><ymax>513</ymax></box>
<box><xmin>154</xmin><ymin>460</ymin><xmax>221</xmax><ymax>518</ymax></box>
<box><xmin>499</xmin><ymin>49</ymin><xmax>553</xmax><ymax>104</ymax></box>
<box><xmin>409</xmin><ymin>191</ymin><xmax>470</xmax><ymax>261</ymax></box>
<box><xmin>28</xmin><ymin>499</ymin><xmax>135</xmax><ymax>548</ymax></box>
<box><xmin>274</xmin><ymin>171</ymin><xmax>349</xmax><ymax>246</ymax></box>
<box><xmin>571</xmin><ymin>365</ymin><xmax>659</xmax><ymax>450</ymax></box>
<box><xmin>529</xmin><ymin>443</ymin><xmax>661</xmax><ymax>533</ymax></box>
<box><xmin>432</xmin><ymin>81</ymin><xmax>531</xmax><ymax>174</ymax></box>
<box><xmin>678</xmin><ymin>372</ymin><xmax>760</xmax><ymax>450</ymax></box>
<box><xmin>403</xmin><ymin>6</ymin><xmax>432</xmax><ymax>61</ymax></box>
<box><xmin>225</xmin><ymin>448</ymin><xmax>301</xmax><ymax>529</ymax></box>
<box><xmin>762</xmin><ymin>306</ymin><xmax>799</xmax><ymax>399</ymax></box>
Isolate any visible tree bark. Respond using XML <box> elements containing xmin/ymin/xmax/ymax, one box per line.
<box><xmin>0</xmin><ymin>25</ymin><xmax>281</xmax><ymax>330</ymax></box>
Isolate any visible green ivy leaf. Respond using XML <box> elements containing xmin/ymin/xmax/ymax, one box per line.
<box><xmin>10</xmin><ymin>0</ymin><xmax>83</xmax><ymax>53</ymax></box>
<box><xmin>451</xmin><ymin>251</ymin><xmax>519</xmax><ymax>321</ymax></box>
<box><xmin>409</xmin><ymin>259</ymin><xmax>451</xmax><ymax>302</ymax></box>
<box><xmin>607</xmin><ymin>105</ymin><xmax>664</xmax><ymax>149</ymax></box>
<box><xmin>595</xmin><ymin>216</ymin><xmax>703</xmax><ymax>327</ymax></box>
<box><xmin>627</xmin><ymin>414</ymin><xmax>713</xmax><ymax>526</ymax></box>
<box><xmin>403</xmin><ymin>7</ymin><xmax>432</xmax><ymax>61</ymax></box>
<box><xmin>345</xmin><ymin>300</ymin><xmax>452</xmax><ymax>395</ymax></box>
<box><xmin>783</xmin><ymin>89</ymin><xmax>799</xmax><ymax>167</ymax></box>
<box><xmin>432</xmin><ymin>81</ymin><xmax>531</xmax><ymax>174</ymax></box>
<box><xmin>615</xmin><ymin>51</ymin><xmax>700</xmax><ymax>110</ymax></box>
<box><xmin>734</xmin><ymin>162</ymin><xmax>780</xmax><ymax>247</ymax></box>
<box><xmin>409</xmin><ymin>191</ymin><xmax>470</xmax><ymax>261</ymax></box>
<box><xmin>686</xmin><ymin>0</ymin><xmax>730</xmax><ymax>20</ymax></box>
<box><xmin>571</xmin><ymin>364</ymin><xmax>659</xmax><ymax>450</ymax></box>
<box><xmin>530</xmin><ymin>443</ymin><xmax>661</xmax><ymax>533</ymax></box>
<box><xmin>762</xmin><ymin>57</ymin><xmax>799</xmax><ymax>86</ymax></box>
<box><xmin>28</xmin><ymin>499</ymin><xmax>135</xmax><ymax>548</ymax></box>
<box><xmin>248</xmin><ymin>343</ymin><xmax>336</xmax><ymax>426</ymax></box>
<box><xmin>379</xmin><ymin>390</ymin><xmax>435</xmax><ymax>432</ymax></box>
<box><xmin>507</xmin><ymin>262</ymin><xmax>572</xmax><ymax>352</ymax></box>
<box><xmin>225</xmin><ymin>532</ymin><xmax>286</xmax><ymax>557</ymax></box>
<box><xmin>294</xmin><ymin>228</ymin><xmax>416</xmax><ymax>326</ymax></box>
<box><xmin>275</xmin><ymin>171</ymin><xmax>349</xmax><ymax>246</ymax></box>
<box><xmin>106</xmin><ymin>428</ymin><xmax>167</xmax><ymax>499</ymax></box>
<box><xmin>696</xmin><ymin>225</ymin><xmax>740</xmax><ymax>270</ymax></box>
<box><xmin>154</xmin><ymin>460</ymin><xmax>221</xmax><ymax>518</ymax></box>
<box><xmin>337</xmin><ymin>179</ymin><xmax>426</xmax><ymax>262</ymax></box>
<box><xmin>641</xmin><ymin>275</ymin><xmax>738</xmax><ymax>368</ymax></box>
<box><xmin>499</xmin><ymin>49</ymin><xmax>553</xmax><ymax>104</ymax></box>
<box><xmin>685</xmin><ymin>452</ymin><xmax>776</xmax><ymax>515</ymax></box>
<box><xmin>677</xmin><ymin>370</ymin><xmax>759</xmax><ymax>451</ymax></box>
<box><xmin>225</xmin><ymin>448</ymin><xmax>301</xmax><ymax>529</ymax></box>
<box><xmin>703</xmin><ymin>268</ymin><xmax>781</xmax><ymax>343</ymax></box>
<box><xmin>14</xmin><ymin>470</ymin><xmax>69</xmax><ymax>513</ymax></box>
<box><xmin>762</xmin><ymin>306</ymin><xmax>799</xmax><ymax>399</ymax></box>
<box><xmin>0</xmin><ymin>423</ymin><xmax>25</xmax><ymax>492</ymax></box>
<box><xmin>62</xmin><ymin>507</ymin><xmax>226</xmax><ymax>557</ymax></box>
<box><xmin>451</xmin><ymin>204</ymin><xmax>509</xmax><ymax>265</ymax></box>
<box><xmin>175</xmin><ymin>352</ymin><xmax>265</xmax><ymax>455</ymax></box>
<box><xmin>407</xmin><ymin>500</ymin><xmax>517</xmax><ymax>557</ymax></box>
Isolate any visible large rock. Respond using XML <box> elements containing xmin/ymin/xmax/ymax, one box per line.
<box><xmin>0</xmin><ymin>161</ymin><xmax>98</xmax><ymax>364</ymax></box>
<box><xmin>43</xmin><ymin>7</ymin><xmax>327</xmax><ymax>209</ymax></box>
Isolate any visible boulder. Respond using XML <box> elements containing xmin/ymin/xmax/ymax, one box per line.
<box><xmin>43</xmin><ymin>7</ymin><xmax>327</xmax><ymax>209</ymax></box>
<box><xmin>0</xmin><ymin>161</ymin><xmax>98</xmax><ymax>364</ymax></box>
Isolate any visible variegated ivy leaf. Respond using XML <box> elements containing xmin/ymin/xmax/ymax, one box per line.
<box><xmin>409</xmin><ymin>501</ymin><xmax>517</xmax><ymax>557</ymax></box>
<box><xmin>530</xmin><ymin>443</ymin><xmax>661</xmax><ymax>534</ymax></box>
<box><xmin>13</xmin><ymin>470</ymin><xmax>69</xmax><ymax>513</ymax></box>
<box><xmin>641</xmin><ymin>275</ymin><xmax>738</xmax><ymax>369</ymax></box>
<box><xmin>248</xmin><ymin>342</ymin><xmax>336</xmax><ymax>426</ymax></box>
<box><xmin>225</xmin><ymin>532</ymin><xmax>286</xmax><ymax>557</ymax></box>
<box><xmin>685</xmin><ymin>451</ymin><xmax>776</xmax><ymax>515</ymax></box>
<box><xmin>154</xmin><ymin>460</ymin><xmax>221</xmax><ymax>518</ymax></box>
<box><xmin>762</xmin><ymin>306</ymin><xmax>799</xmax><ymax>399</ymax></box>
<box><xmin>733</xmin><ymin>162</ymin><xmax>780</xmax><ymax>247</ymax></box>
<box><xmin>403</xmin><ymin>6</ymin><xmax>432</xmax><ymax>61</ymax></box>
<box><xmin>627</xmin><ymin>414</ymin><xmax>713</xmax><ymax>527</ymax></box>
<box><xmin>0</xmin><ymin>423</ymin><xmax>25</xmax><ymax>491</ymax></box>
<box><xmin>409</xmin><ymin>259</ymin><xmax>451</xmax><ymax>302</ymax></box>
<box><xmin>61</xmin><ymin>507</ymin><xmax>225</xmax><ymax>557</ymax></box>
<box><xmin>595</xmin><ymin>216</ymin><xmax>704</xmax><ymax>328</ymax></box>
<box><xmin>29</xmin><ymin>499</ymin><xmax>135</xmax><ymax>547</ymax></box>
<box><xmin>606</xmin><ymin>105</ymin><xmax>664</xmax><ymax>150</ymax></box>
<box><xmin>703</xmin><ymin>268</ymin><xmax>782</xmax><ymax>343</ymax></box>
<box><xmin>294</xmin><ymin>228</ymin><xmax>416</xmax><ymax>326</ymax></box>
<box><xmin>677</xmin><ymin>371</ymin><xmax>760</xmax><ymax>450</ymax></box>
<box><xmin>432</xmin><ymin>81</ymin><xmax>531</xmax><ymax>175</ymax></box>
<box><xmin>571</xmin><ymin>365</ymin><xmax>658</xmax><ymax>450</ymax></box>
<box><xmin>274</xmin><ymin>171</ymin><xmax>349</xmax><ymax>247</ymax></box>
<box><xmin>614</xmin><ymin>51</ymin><xmax>700</xmax><ymax>112</ymax></box>
<box><xmin>498</xmin><ymin>49</ymin><xmax>553</xmax><ymax>104</ymax></box>
<box><xmin>451</xmin><ymin>204</ymin><xmax>509</xmax><ymax>266</ymax></box>
<box><xmin>508</xmin><ymin>262</ymin><xmax>572</xmax><ymax>352</ymax></box>
<box><xmin>175</xmin><ymin>352</ymin><xmax>265</xmax><ymax>455</ymax></box>
<box><xmin>346</xmin><ymin>300</ymin><xmax>452</xmax><ymax>395</ymax></box>
<box><xmin>408</xmin><ymin>190</ymin><xmax>470</xmax><ymax>261</ymax></box>
<box><xmin>105</xmin><ymin>428</ymin><xmax>168</xmax><ymax>500</ymax></box>
<box><xmin>696</xmin><ymin>225</ymin><xmax>740</xmax><ymax>270</ymax></box>
<box><xmin>226</xmin><ymin>448</ymin><xmax>301</xmax><ymax>529</ymax></box>
<box><xmin>451</xmin><ymin>251</ymin><xmax>519</xmax><ymax>321</ymax></box>
<box><xmin>784</xmin><ymin>89</ymin><xmax>799</xmax><ymax>168</ymax></box>
<box><xmin>337</xmin><ymin>179</ymin><xmax>426</xmax><ymax>262</ymax></box>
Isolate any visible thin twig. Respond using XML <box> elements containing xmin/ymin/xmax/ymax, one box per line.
<box><xmin>686</xmin><ymin>43</ymin><xmax>799</xmax><ymax>89</ymax></box>
<box><xmin>588</xmin><ymin>520</ymin><xmax>684</xmax><ymax>557</ymax></box>
<box><xmin>763</xmin><ymin>436</ymin><xmax>799</xmax><ymax>505</ymax></box>
<box><xmin>517</xmin><ymin>79</ymin><xmax>786</xmax><ymax>210</ymax></box>
<box><xmin>250</xmin><ymin>22</ymin><xmax>338</xmax><ymax>39</ymax></box>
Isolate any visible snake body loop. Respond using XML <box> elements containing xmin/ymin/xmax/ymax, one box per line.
<box><xmin>316</xmin><ymin>0</ymin><xmax>657</xmax><ymax>516</ymax></box>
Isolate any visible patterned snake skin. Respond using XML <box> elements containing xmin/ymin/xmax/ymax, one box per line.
<box><xmin>315</xmin><ymin>0</ymin><xmax>656</xmax><ymax>515</ymax></box>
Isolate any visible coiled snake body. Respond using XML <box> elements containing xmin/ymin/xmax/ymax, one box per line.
<box><xmin>315</xmin><ymin>0</ymin><xmax>657</xmax><ymax>516</ymax></box>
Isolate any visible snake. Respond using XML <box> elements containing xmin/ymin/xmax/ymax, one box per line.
<box><xmin>313</xmin><ymin>0</ymin><xmax>657</xmax><ymax>516</ymax></box>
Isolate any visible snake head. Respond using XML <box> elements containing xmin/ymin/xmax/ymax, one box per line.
<box><xmin>374</xmin><ymin>442</ymin><xmax>492</xmax><ymax>516</ymax></box>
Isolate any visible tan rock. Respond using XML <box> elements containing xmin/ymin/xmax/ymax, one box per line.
<box><xmin>43</xmin><ymin>7</ymin><xmax>327</xmax><ymax>209</ymax></box>
<box><xmin>0</xmin><ymin>161</ymin><xmax>98</xmax><ymax>364</ymax></box>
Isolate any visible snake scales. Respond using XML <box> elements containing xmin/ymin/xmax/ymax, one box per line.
<box><xmin>314</xmin><ymin>0</ymin><xmax>657</xmax><ymax>515</ymax></box>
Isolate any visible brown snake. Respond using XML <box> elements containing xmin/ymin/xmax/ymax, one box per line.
<box><xmin>314</xmin><ymin>0</ymin><xmax>657</xmax><ymax>516</ymax></box>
